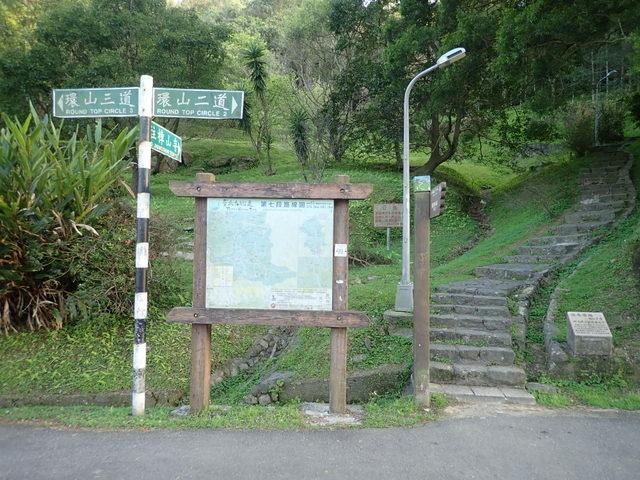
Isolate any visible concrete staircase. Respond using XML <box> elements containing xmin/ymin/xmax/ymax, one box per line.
<box><xmin>385</xmin><ymin>145</ymin><xmax>636</xmax><ymax>403</ymax></box>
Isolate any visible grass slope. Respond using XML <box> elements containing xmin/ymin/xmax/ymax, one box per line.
<box><xmin>2</xmin><ymin>135</ymin><xmax>638</xmax><ymax>414</ymax></box>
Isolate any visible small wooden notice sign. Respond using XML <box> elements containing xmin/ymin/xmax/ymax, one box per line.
<box><xmin>373</xmin><ymin>203</ymin><xmax>403</xmax><ymax>228</ymax></box>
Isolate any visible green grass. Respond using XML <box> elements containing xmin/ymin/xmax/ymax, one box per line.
<box><xmin>3</xmin><ymin>131</ymin><xmax>639</xmax><ymax>419</ymax></box>
<box><xmin>0</xmin><ymin>394</ymin><xmax>447</xmax><ymax>430</ymax></box>
<box><xmin>432</xmin><ymin>151</ymin><xmax>586</xmax><ymax>284</ymax></box>
<box><xmin>546</xmin><ymin>141</ymin><xmax>640</xmax><ymax>348</ymax></box>
<box><xmin>0</xmin><ymin>308</ymin><xmax>263</xmax><ymax>396</ymax></box>
<box><xmin>531</xmin><ymin>372</ymin><xmax>640</xmax><ymax>410</ymax></box>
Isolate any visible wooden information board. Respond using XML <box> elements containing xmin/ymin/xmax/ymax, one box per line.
<box><xmin>167</xmin><ymin>174</ymin><xmax>373</xmax><ymax>413</ymax></box>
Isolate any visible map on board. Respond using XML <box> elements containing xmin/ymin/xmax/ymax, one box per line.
<box><xmin>205</xmin><ymin>198</ymin><xmax>334</xmax><ymax>310</ymax></box>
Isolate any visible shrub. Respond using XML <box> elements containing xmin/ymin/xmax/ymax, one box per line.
<box><xmin>524</xmin><ymin>117</ymin><xmax>557</xmax><ymax>141</ymax></box>
<box><xmin>562</xmin><ymin>102</ymin><xmax>594</xmax><ymax>156</ymax></box>
<box><xmin>0</xmin><ymin>111</ymin><xmax>137</xmax><ymax>333</ymax></box>
<box><xmin>598</xmin><ymin>98</ymin><xmax>625</xmax><ymax>143</ymax></box>
<box><xmin>65</xmin><ymin>202</ymin><xmax>183</xmax><ymax>325</ymax></box>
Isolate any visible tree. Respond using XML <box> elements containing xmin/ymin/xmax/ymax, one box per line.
<box><xmin>279</xmin><ymin>0</ymin><xmax>347</xmax><ymax>163</ymax></box>
<box><xmin>0</xmin><ymin>0</ymin><xmax>229</xmax><ymax>116</ymax></box>
<box><xmin>493</xmin><ymin>0</ymin><xmax>640</xmax><ymax>111</ymax></box>
<box><xmin>242</xmin><ymin>40</ymin><xmax>276</xmax><ymax>175</ymax></box>
<box><xmin>327</xmin><ymin>0</ymin><xmax>401</xmax><ymax>164</ymax></box>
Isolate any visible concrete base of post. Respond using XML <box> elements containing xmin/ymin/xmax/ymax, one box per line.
<box><xmin>395</xmin><ymin>283</ymin><xmax>414</xmax><ymax>312</ymax></box>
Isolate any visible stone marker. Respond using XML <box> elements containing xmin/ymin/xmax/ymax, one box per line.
<box><xmin>567</xmin><ymin>312</ymin><xmax>612</xmax><ymax>356</ymax></box>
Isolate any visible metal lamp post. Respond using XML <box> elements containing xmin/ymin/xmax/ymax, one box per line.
<box><xmin>594</xmin><ymin>69</ymin><xmax>617</xmax><ymax>146</ymax></box>
<box><xmin>395</xmin><ymin>47</ymin><xmax>467</xmax><ymax>312</ymax></box>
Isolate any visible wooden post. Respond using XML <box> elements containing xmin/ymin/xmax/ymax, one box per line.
<box><xmin>190</xmin><ymin>172</ymin><xmax>215</xmax><ymax>413</ymax></box>
<box><xmin>413</xmin><ymin>180</ymin><xmax>431</xmax><ymax>407</ymax></box>
<box><xmin>330</xmin><ymin>175</ymin><xmax>350</xmax><ymax>413</ymax></box>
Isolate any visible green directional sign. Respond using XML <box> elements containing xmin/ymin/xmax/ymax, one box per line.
<box><xmin>150</xmin><ymin>122</ymin><xmax>182</xmax><ymax>162</ymax></box>
<box><xmin>53</xmin><ymin>87</ymin><xmax>139</xmax><ymax>118</ymax></box>
<box><xmin>153</xmin><ymin>88</ymin><xmax>244</xmax><ymax>119</ymax></box>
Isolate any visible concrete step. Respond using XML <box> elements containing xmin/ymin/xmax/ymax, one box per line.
<box><xmin>527</xmin><ymin>234</ymin><xmax>589</xmax><ymax>245</ymax></box>
<box><xmin>475</xmin><ymin>263</ymin><xmax>551</xmax><ymax>281</ymax></box>
<box><xmin>429</xmin><ymin>383</ymin><xmax>536</xmax><ymax>404</ymax></box>
<box><xmin>389</xmin><ymin>326</ymin><xmax>513</xmax><ymax>347</ymax></box>
<box><xmin>435</xmin><ymin>279</ymin><xmax>523</xmax><ymax>297</ymax></box>
<box><xmin>431</xmin><ymin>303</ymin><xmax>510</xmax><ymax>318</ymax></box>
<box><xmin>384</xmin><ymin>307</ymin><xmax>513</xmax><ymax>332</ymax></box>
<box><xmin>580</xmin><ymin>184</ymin><xmax>629</xmax><ymax>196</ymax></box>
<box><xmin>430</xmin><ymin>362</ymin><xmax>526</xmax><ymax>387</ymax></box>
<box><xmin>431</xmin><ymin>292</ymin><xmax>508</xmax><ymax>307</ymax></box>
<box><xmin>580</xmin><ymin>173</ymin><xmax>626</xmax><ymax>184</ymax></box>
<box><xmin>575</xmin><ymin>199</ymin><xmax>626</xmax><ymax>212</ymax></box>
<box><xmin>551</xmin><ymin>221</ymin><xmax>612</xmax><ymax>235</ymax></box>
<box><xmin>430</xmin><ymin>327</ymin><xmax>513</xmax><ymax>347</ymax></box>
<box><xmin>517</xmin><ymin>243</ymin><xmax>580</xmax><ymax>256</ymax></box>
<box><xmin>503</xmin><ymin>254</ymin><xmax>564</xmax><ymax>264</ymax></box>
<box><xmin>580</xmin><ymin>192</ymin><xmax>634</xmax><ymax>204</ymax></box>
<box><xmin>580</xmin><ymin>164</ymin><xmax>629</xmax><ymax>176</ymax></box>
<box><xmin>564</xmin><ymin>209</ymin><xmax>617</xmax><ymax>223</ymax></box>
<box><xmin>431</xmin><ymin>343</ymin><xmax>515</xmax><ymax>365</ymax></box>
<box><xmin>430</xmin><ymin>313</ymin><xmax>512</xmax><ymax>332</ymax></box>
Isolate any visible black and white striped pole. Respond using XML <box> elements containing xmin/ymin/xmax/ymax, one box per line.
<box><xmin>133</xmin><ymin>75</ymin><xmax>153</xmax><ymax>416</ymax></box>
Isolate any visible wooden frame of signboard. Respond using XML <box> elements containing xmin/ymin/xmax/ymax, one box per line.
<box><xmin>167</xmin><ymin>173</ymin><xmax>373</xmax><ymax>413</ymax></box>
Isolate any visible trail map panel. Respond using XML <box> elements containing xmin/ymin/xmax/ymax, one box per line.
<box><xmin>205</xmin><ymin>198</ymin><xmax>334</xmax><ymax>310</ymax></box>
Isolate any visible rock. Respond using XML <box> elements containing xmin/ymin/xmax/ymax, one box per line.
<box><xmin>170</xmin><ymin>405</ymin><xmax>190</xmax><ymax>416</ymax></box>
<box><xmin>251</xmin><ymin>371</ymin><xmax>294</xmax><ymax>396</ymax></box>
<box><xmin>525</xmin><ymin>382</ymin><xmax>558</xmax><ymax>394</ymax></box>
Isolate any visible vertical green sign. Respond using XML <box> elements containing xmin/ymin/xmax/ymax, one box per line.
<box><xmin>151</xmin><ymin>122</ymin><xmax>182</xmax><ymax>162</ymax></box>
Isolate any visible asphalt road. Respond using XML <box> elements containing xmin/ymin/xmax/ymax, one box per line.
<box><xmin>2</xmin><ymin>404</ymin><xmax>639</xmax><ymax>480</ymax></box>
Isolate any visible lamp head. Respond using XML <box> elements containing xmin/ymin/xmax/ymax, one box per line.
<box><xmin>437</xmin><ymin>47</ymin><xmax>466</xmax><ymax>68</ymax></box>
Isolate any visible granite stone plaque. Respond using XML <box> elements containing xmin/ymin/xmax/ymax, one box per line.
<box><xmin>567</xmin><ymin>311</ymin><xmax>613</xmax><ymax>356</ymax></box>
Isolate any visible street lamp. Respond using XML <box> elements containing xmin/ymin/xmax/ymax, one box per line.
<box><xmin>395</xmin><ymin>47</ymin><xmax>466</xmax><ymax>312</ymax></box>
<box><xmin>594</xmin><ymin>69</ymin><xmax>617</xmax><ymax>146</ymax></box>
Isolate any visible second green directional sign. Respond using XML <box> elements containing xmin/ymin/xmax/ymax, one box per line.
<box><xmin>154</xmin><ymin>88</ymin><xmax>244</xmax><ymax>119</ymax></box>
<box><xmin>151</xmin><ymin>122</ymin><xmax>182</xmax><ymax>162</ymax></box>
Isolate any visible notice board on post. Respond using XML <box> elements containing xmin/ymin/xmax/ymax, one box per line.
<box><xmin>166</xmin><ymin>174</ymin><xmax>373</xmax><ymax>413</ymax></box>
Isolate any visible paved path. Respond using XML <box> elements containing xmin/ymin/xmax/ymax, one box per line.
<box><xmin>2</xmin><ymin>404</ymin><xmax>639</xmax><ymax>480</ymax></box>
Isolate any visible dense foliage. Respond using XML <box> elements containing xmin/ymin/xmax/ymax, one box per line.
<box><xmin>0</xmin><ymin>111</ymin><xmax>136</xmax><ymax>332</ymax></box>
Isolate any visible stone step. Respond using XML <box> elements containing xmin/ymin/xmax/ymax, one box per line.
<box><xmin>429</xmin><ymin>383</ymin><xmax>536</xmax><ymax>404</ymax></box>
<box><xmin>435</xmin><ymin>279</ymin><xmax>523</xmax><ymax>297</ymax></box>
<box><xmin>564</xmin><ymin>209</ymin><xmax>617</xmax><ymax>223</ymax></box>
<box><xmin>527</xmin><ymin>234</ymin><xmax>589</xmax><ymax>245</ymax></box>
<box><xmin>503</xmin><ymin>254</ymin><xmax>564</xmax><ymax>264</ymax></box>
<box><xmin>430</xmin><ymin>327</ymin><xmax>513</xmax><ymax>347</ymax></box>
<box><xmin>430</xmin><ymin>303</ymin><xmax>510</xmax><ymax>318</ymax></box>
<box><xmin>475</xmin><ymin>263</ymin><xmax>550</xmax><ymax>281</ymax></box>
<box><xmin>431</xmin><ymin>343</ymin><xmax>515</xmax><ymax>365</ymax></box>
<box><xmin>580</xmin><ymin>173</ymin><xmax>626</xmax><ymax>184</ymax></box>
<box><xmin>574</xmin><ymin>199</ymin><xmax>626</xmax><ymax>212</ymax></box>
<box><xmin>431</xmin><ymin>292</ymin><xmax>508</xmax><ymax>307</ymax></box>
<box><xmin>580</xmin><ymin>165</ymin><xmax>628</xmax><ymax>175</ymax></box>
<box><xmin>580</xmin><ymin>192</ymin><xmax>634</xmax><ymax>204</ymax></box>
<box><xmin>579</xmin><ymin>184</ymin><xmax>629</xmax><ymax>196</ymax></box>
<box><xmin>430</xmin><ymin>313</ymin><xmax>512</xmax><ymax>332</ymax></box>
<box><xmin>389</xmin><ymin>326</ymin><xmax>513</xmax><ymax>347</ymax></box>
<box><xmin>517</xmin><ymin>243</ymin><xmax>580</xmax><ymax>256</ymax></box>
<box><xmin>430</xmin><ymin>362</ymin><xmax>526</xmax><ymax>387</ymax></box>
<box><xmin>551</xmin><ymin>220</ymin><xmax>612</xmax><ymax>235</ymax></box>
